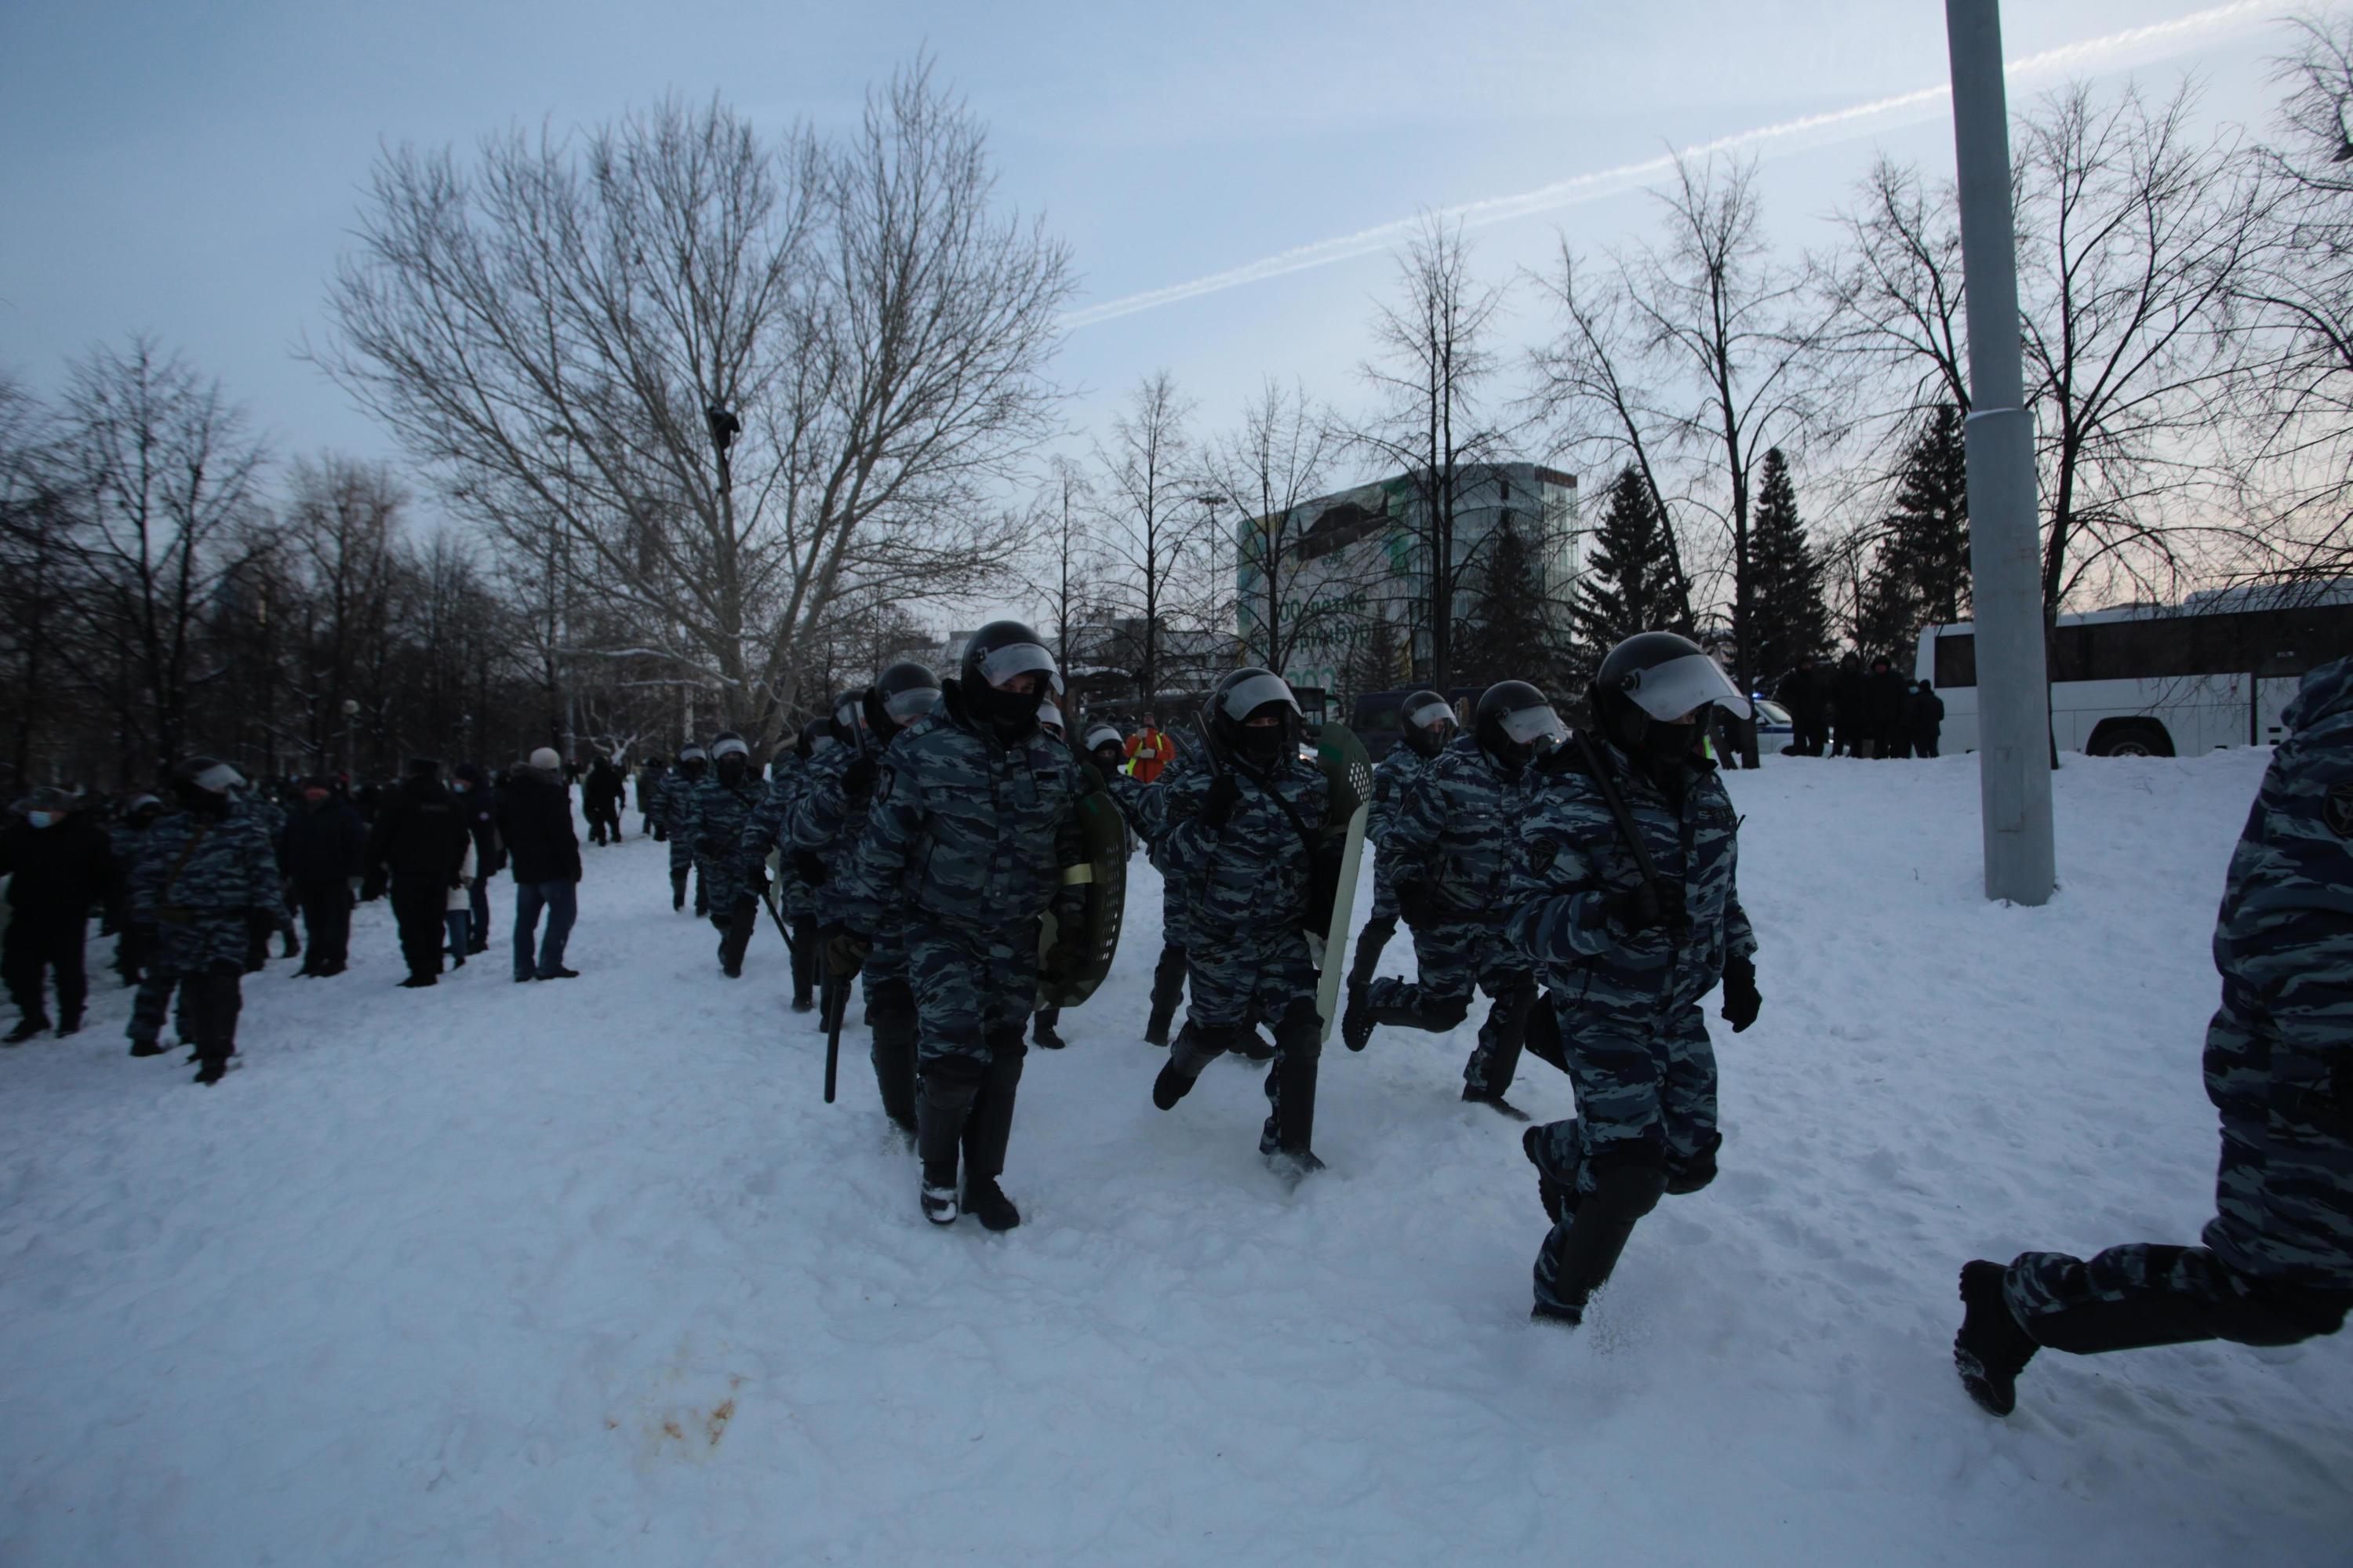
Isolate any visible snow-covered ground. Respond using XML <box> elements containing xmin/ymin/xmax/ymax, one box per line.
<box><xmin>3</xmin><ymin>750</ymin><xmax>2348</xmax><ymax>1566</ymax></box>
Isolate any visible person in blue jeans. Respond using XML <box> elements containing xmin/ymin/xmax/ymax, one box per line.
<box><xmin>495</xmin><ymin>747</ymin><xmax>584</xmax><ymax>981</ymax></box>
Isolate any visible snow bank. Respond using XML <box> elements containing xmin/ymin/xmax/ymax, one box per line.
<box><xmin>2</xmin><ymin>753</ymin><xmax>2346</xmax><ymax>1566</ymax></box>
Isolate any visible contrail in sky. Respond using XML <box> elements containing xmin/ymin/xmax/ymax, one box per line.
<box><xmin>1063</xmin><ymin>0</ymin><xmax>2286</xmax><ymax>330</ymax></box>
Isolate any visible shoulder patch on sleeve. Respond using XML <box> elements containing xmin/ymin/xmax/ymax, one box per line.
<box><xmin>2326</xmin><ymin>780</ymin><xmax>2353</xmax><ymax>838</ymax></box>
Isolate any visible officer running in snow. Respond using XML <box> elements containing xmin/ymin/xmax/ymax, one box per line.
<box><xmin>656</xmin><ymin>744</ymin><xmax>708</xmax><ymax>914</ymax></box>
<box><xmin>826</xmin><ymin>624</ymin><xmax>1086</xmax><ymax>1230</ymax></box>
<box><xmin>679</xmin><ymin>733</ymin><xmax>764</xmax><ymax>977</ymax></box>
<box><xmin>1345</xmin><ymin>689</ymin><xmax>1456</xmax><ymax>1001</ymax></box>
<box><xmin>1952</xmin><ymin>656</ymin><xmax>2353</xmax><ymax>1416</ymax></box>
<box><xmin>787</xmin><ymin>666</ymin><xmax>942</xmax><ymax>1133</ymax></box>
<box><xmin>1144</xmin><ymin>668</ymin><xmax>1336</xmax><ymax>1177</ymax></box>
<box><xmin>1344</xmin><ymin>682</ymin><xmax>1555</xmax><ymax>1117</ymax></box>
<box><xmin>1507</xmin><ymin>632</ymin><xmax>1763</xmax><ymax>1326</ymax></box>
<box><xmin>126</xmin><ymin>758</ymin><xmax>282</xmax><ymax>1084</ymax></box>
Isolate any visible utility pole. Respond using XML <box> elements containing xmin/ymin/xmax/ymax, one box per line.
<box><xmin>1945</xmin><ymin>0</ymin><xmax>2055</xmax><ymax>905</ymax></box>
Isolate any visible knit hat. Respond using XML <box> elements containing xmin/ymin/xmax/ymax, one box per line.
<box><xmin>529</xmin><ymin>747</ymin><xmax>562</xmax><ymax>773</ymax></box>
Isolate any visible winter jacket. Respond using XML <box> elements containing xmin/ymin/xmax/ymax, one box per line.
<box><xmin>1860</xmin><ymin>666</ymin><xmax>1909</xmax><ymax>744</ymax></box>
<box><xmin>0</xmin><ymin>813</ymin><xmax>112</xmax><ymax>917</ymax></box>
<box><xmin>2199</xmin><ymin>657</ymin><xmax>2353</xmax><ymax>1285</ymax></box>
<box><xmin>584</xmin><ymin>761</ymin><xmax>625</xmax><ymax>813</ymax></box>
<box><xmin>365</xmin><ymin>776</ymin><xmax>471</xmax><ymax>886</ymax></box>
<box><xmin>1124</xmin><ymin>727</ymin><xmax>1176</xmax><ymax>783</ymax></box>
<box><xmin>1905</xmin><ymin>686</ymin><xmax>1945</xmax><ymax>751</ymax></box>
<box><xmin>676</xmin><ymin>769</ymin><xmax>765</xmax><ymax>911</ymax></box>
<box><xmin>1773</xmin><ymin>664</ymin><xmax>1829</xmax><ymax>727</ymax></box>
<box><xmin>1832</xmin><ymin>659</ymin><xmax>1867</xmax><ymax>734</ymax></box>
<box><xmin>450</xmin><ymin>772</ymin><xmax>501</xmax><ymax>874</ymax></box>
<box><xmin>1383</xmin><ymin>733</ymin><xmax>1533</xmax><ymax>924</ymax></box>
<box><xmin>278</xmin><ymin>796</ymin><xmax>369</xmax><ymax>885</ymax></box>
<box><xmin>831</xmin><ymin>679</ymin><xmax>1086</xmax><ymax>940</ymax></box>
<box><xmin>1504</xmin><ymin>733</ymin><xmax>1756</xmax><ymax>1017</ymax></box>
<box><xmin>1158</xmin><ymin>745</ymin><xmax>1331</xmax><ymax>944</ymax></box>
<box><xmin>446</xmin><ymin>840</ymin><xmax>478</xmax><ymax>912</ymax></box>
<box><xmin>739</xmin><ymin>755</ymin><xmax>818</xmax><ymax>918</ymax></box>
<box><xmin>635</xmin><ymin>762</ymin><xmax>667</xmax><ymax>816</ymax></box>
<box><xmin>129</xmin><ymin>804</ymin><xmax>278</xmax><ymax>972</ymax></box>
<box><xmin>494</xmin><ymin>769</ymin><xmax>582</xmax><ymax>885</ymax></box>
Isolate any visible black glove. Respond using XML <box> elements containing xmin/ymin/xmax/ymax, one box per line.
<box><xmin>1198</xmin><ymin>771</ymin><xmax>1242</xmax><ymax>831</ymax></box>
<box><xmin>1610</xmin><ymin>879</ymin><xmax>1686</xmax><ymax>935</ymax></box>
<box><xmin>653</xmin><ymin>824</ymin><xmax>667</xmax><ymax>843</ymax></box>
<box><xmin>842</xmin><ymin>755</ymin><xmax>878</xmax><ymax>801</ymax></box>
<box><xmin>1395</xmin><ymin>880</ymin><xmax>1444</xmax><ymax>928</ymax></box>
<box><xmin>793</xmin><ymin>849</ymin><xmax>830</xmax><ymax>886</ymax></box>
<box><xmin>1041</xmin><ymin>933</ymin><xmax>1086</xmax><ymax>984</ymax></box>
<box><xmin>822</xmin><ymin>925</ymin><xmax>872</xmax><ymax>979</ymax></box>
<box><xmin>1720</xmin><ymin>954</ymin><xmax>1761</xmax><ymax>1033</ymax></box>
<box><xmin>748</xmin><ymin>864</ymin><xmax>770</xmax><ymax>895</ymax></box>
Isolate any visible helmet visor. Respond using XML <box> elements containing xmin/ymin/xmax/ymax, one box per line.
<box><xmin>711</xmin><ymin>736</ymin><xmax>751</xmax><ymax>761</ymax></box>
<box><xmin>1215</xmin><ymin>671</ymin><xmax>1301</xmax><ymax>724</ymax></box>
<box><xmin>1084</xmin><ymin>724</ymin><xmax>1123</xmax><ymax>752</ymax></box>
<box><xmin>192</xmin><ymin>762</ymin><xmax>245</xmax><ymax>795</ymax></box>
<box><xmin>884</xmin><ymin>685</ymin><xmax>941</xmax><ymax>723</ymax></box>
<box><xmin>976</xmin><ymin>641</ymin><xmax>1064</xmax><ymax>696</ymax></box>
<box><xmin>1497</xmin><ymin>703</ymin><xmax>1569</xmax><ymax>748</ymax></box>
<box><xmin>1620</xmin><ymin>653</ymin><xmax>1753</xmax><ymax>721</ymax></box>
<box><xmin>1406</xmin><ymin>697</ymin><xmax>1454</xmax><ymax>733</ymax></box>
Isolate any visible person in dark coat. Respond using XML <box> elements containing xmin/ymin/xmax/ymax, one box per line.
<box><xmin>0</xmin><ymin>788</ymin><xmax>114</xmax><ymax>1041</ymax></box>
<box><xmin>362</xmin><ymin>757</ymin><xmax>471</xmax><ymax>988</ymax></box>
<box><xmin>450</xmin><ymin>762</ymin><xmax>500</xmax><ymax>955</ymax></box>
<box><xmin>1773</xmin><ymin>656</ymin><xmax>1830</xmax><ymax>757</ymax></box>
<box><xmin>1831</xmin><ymin>653</ymin><xmax>1870</xmax><ymax>757</ymax></box>
<box><xmin>107</xmin><ymin>793</ymin><xmax>164</xmax><ymax>983</ymax></box>
<box><xmin>279</xmin><ymin>776</ymin><xmax>369</xmax><ymax>977</ymax></box>
<box><xmin>582</xmin><ymin>756</ymin><xmax>626</xmax><ymax>846</ymax></box>
<box><xmin>1862</xmin><ymin>655</ymin><xmax>1910</xmax><ymax>759</ymax></box>
<box><xmin>635</xmin><ymin>757</ymin><xmax>667</xmax><ymax>837</ymax></box>
<box><xmin>495</xmin><ymin>747</ymin><xmax>584</xmax><ymax>982</ymax></box>
<box><xmin>1907</xmin><ymin>679</ymin><xmax>1946</xmax><ymax>759</ymax></box>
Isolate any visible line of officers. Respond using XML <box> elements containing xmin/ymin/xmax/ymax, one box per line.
<box><xmin>638</xmin><ymin>620</ymin><xmax>1771</xmax><ymax>1330</ymax></box>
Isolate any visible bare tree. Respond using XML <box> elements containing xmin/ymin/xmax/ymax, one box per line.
<box><xmin>1199</xmin><ymin>377</ymin><xmax>1361</xmax><ymax>681</ymax></box>
<box><xmin>1353</xmin><ymin>213</ymin><xmax>1514</xmax><ymax>688</ymax></box>
<box><xmin>1090</xmin><ymin>370</ymin><xmax>1201</xmax><ymax>702</ymax></box>
<box><xmin>52</xmin><ymin>337</ymin><xmax>270</xmax><ymax>777</ymax></box>
<box><xmin>316</xmin><ymin>64</ymin><xmax>1068</xmax><ymax>751</ymax></box>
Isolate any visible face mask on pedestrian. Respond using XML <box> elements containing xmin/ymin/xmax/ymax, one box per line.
<box><xmin>1643</xmin><ymin>716</ymin><xmax>1700</xmax><ymax>766</ymax></box>
<box><xmin>971</xmin><ymin>673</ymin><xmax>1048</xmax><ymax>739</ymax></box>
<box><xmin>1238</xmin><ymin>718</ymin><xmax>1289</xmax><ymax>764</ymax></box>
<box><xmin>716</xmin><ymin>755</ymin><xmax>747</xmax><ymax>785</ymax></box>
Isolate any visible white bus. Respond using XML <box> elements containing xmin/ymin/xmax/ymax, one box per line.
<box><xmin>1916</xmin><ymin>582</ymin><xmax>2353</xmax><ymax>756</ymax></box>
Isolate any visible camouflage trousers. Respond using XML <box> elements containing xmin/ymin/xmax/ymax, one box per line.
<box><xmin>904</xmin><ymin>917</ymin><xmax>1040</xmax><ymax>1070</ymax></box>
<box><xmin>1177</xmin><ymin>929</ymin><xmax>1321</xmax><ymax>1146</ymax></box>
<box><xmin>1363</xmin><ymin>918</ymin><xmax>1536</xmax><ymax>1096</ymax></box>
<box><xmin>1999</xmin><ymin>1242</ymin><xmax>2353</xmax><ymax>1355</ymax></box>
<box><xmin>129</xmin><ymin>962</ymin><xmax>242</xmax><ymax>1057</ymax></box>
<box><xmin>697</xmin><ymin>854</ymin><xmax>751</xmax><ymax>922</ymax></box>
<box><xmin>1525</xmin><ymin>995</ymin><xmax>1722</xmax><ymax>1200</ymax></box>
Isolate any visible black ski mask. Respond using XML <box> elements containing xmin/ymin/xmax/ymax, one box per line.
<box><xmin>966</xmin><ymin>677</ymin><xmax>1046</xmax><ymax>740</ymax></box>
<box><xmin>1238</xmin><ymin>723</ymin><xmax>1288</xmax><ymax>766</ymax></box>
<box><xmin>716</xmin><ymin>752</ymin><xmax>747</xmax><ymax>785</ymax></box>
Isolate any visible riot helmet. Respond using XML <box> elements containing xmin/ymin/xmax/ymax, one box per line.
<box><xmin>1591</xmin><ymin>631</ymin><xmax>1749</xmax><ymax>762</ymax></box>
<box><xmin>1474</xmin><ymin>681</ymin><xmax>1566</xmax><ymax>771</ymax></box>
<box><xmin>677</xmin><ymin>743</ymin><xmax>709</xmax><ymax>779</ymax></box>
<box><xmin>1400</xmin><ymin>689</ymin><xmax>1456</xmax><ymax>759</ymax></box>
<box><xmin>710</xmin><ymin>730</ymin><xmax>751</xmax><ymax>784</ymax></box>
<box><xmin>1038</xmin><ymin>699</ymin><xmax>1066</xmax><ymax>740</ymax></box>
<box><xmin>866</xmin><ymin>660</ymin><xmax>942</xmax><ymax>735</ymax></box>
<box><xmin>959</xmin><ymin>620</ymin><xmax>1060</xmax><ymax>740</ymax></box>
<box><xmin>1206</xmin><ymin>667</ymin><xmax>1301</xmax><ymax>768</ymax></box>
<box><xmin>1083</xmin><ymin>722</ymin><xmax>1125</xmax><ymax>771</ymax></box>
<box><xmin>170</xmin><ymin>755</ymin><xmax>245</xmax><ymax>817</ymax></box>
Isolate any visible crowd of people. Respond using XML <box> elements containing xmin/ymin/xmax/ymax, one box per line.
<box><xmin>1769</xmin><ymin>652</ymin><xmax>1944</xmax><ymax>759</ymax></box>
<box><xmin>5</xmin><ymin>621</ymin><xmax>2347</xmax><ymax>1424</ymax></box>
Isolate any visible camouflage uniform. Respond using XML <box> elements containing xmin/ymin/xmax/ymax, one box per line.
<box><xmin>678</xmin><ymin>772</ymin><xmax>764</xmax><ymax>939</ymax></box>
<box><xmin>791</xmin><ymin>733</ymin><xmax>923</xmax><ymax>1121</ymax></box>
<box><xmin>1109</xmin><ymin>755</ymin><xmax>1202</xmax><ymax>1042</ymax></box>
<box><xmin>1366</xmin><ymin>740</ymin><xmax>1436</xmax><ymax>922</ymax></box>
<box><xmin>126</xmin><ymin>805</ymin><xmax>278</xmax><ymax>1065</ymax></box>
<box><xmin>235</xmin><ymin>793</ymin><xmax>293</xmax><ymax>966</ymax></box>
<box><xmin>1505</xmin><ymin>734</ymin><xmax>1755</xmax><ymax>1317</ymax></box>
<box><xmin>657</xmin><ymin>767</ymin><xmax>704</xmax><ymax>911</ymax></box>
<box><xmin>1362</xmin><ymin>734</ymin><xmax>1540</xmax><ymax>1097</ymax></box>
<box><xmin>738</xmin><ymin>755</ymin><xmax>820</xmax><ymax>1004</ymax></box>
<box><xmin>108</xmin><ymin>813</ymin><xmax>159</xmax><ymax>981</ymax></box>
<box><xmin>1994</xmin><ymin>659</ymin><xmax>2353</xmax><ymax>1360</ymax></box>
<box><xmin>832</xmin><ymin>683</ymin><xmax>1084</xmax><ymax>1081</ymax></box>
<box><xmin>1154</xmin><ymin>753</ymin><xmax>1331</xmax><ymax>1155</ymax></box>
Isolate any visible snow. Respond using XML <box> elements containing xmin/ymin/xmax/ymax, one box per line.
<box><xmin>3</xmin><ymin>753</ymin><xmax>2349</xmax><ymax>1566</ymax></box>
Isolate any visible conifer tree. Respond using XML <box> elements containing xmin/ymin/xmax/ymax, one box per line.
<box><xmin>1569</xmin><ymin>466</ymin><xmax>1686</xmax><ymax>687</ymax></box>
<box><xmin>1859</xmin><ymin>405</ymin><xmax>1970</xmax><ymax>658</ymax></box>
<box><xmin>1742</xmin><ymin>448</ymin><xmax>1828</xmax><ymax>683</ymax></box>
<box><xmin>1460</xmin><ymin>512</ymin><xmax>1568</xmax><ymax>695</ymax></box>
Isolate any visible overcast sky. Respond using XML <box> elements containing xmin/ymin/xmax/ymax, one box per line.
<box><xmin>0</xmin><ymin>1</ymin><xmax>2312</xmax><ymax>534</ymax></box>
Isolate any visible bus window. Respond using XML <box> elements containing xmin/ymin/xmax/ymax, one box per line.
<box><xmin>1934</xmin><ymin>633</ymin><xmax>1976</xmax><ymax>689</ymax></box>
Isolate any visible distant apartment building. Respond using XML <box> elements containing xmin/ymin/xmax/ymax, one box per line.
<box><xmin>1235</xmin><ymin>461</ymin><xmax>1579</xmax><ymax>697</ymax></box>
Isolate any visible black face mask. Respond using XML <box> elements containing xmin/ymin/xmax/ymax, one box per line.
<box><xmin>966</xmin><ymin>678</ymin><xmax>1046</xmax><ymax>740</ymax></box>
<box><xmin>716</xmin><ymin>755</ymin><xmax>747</xmax><ymax>785</ymax></box>
<box><xmin>1642</xmin><ymin>719</ymin><xmax>1699</xmax><ymax>767</ymax></box>
<box><xmin>1238</xmin><ymin>724</ymin><xmax>1287</xmax><ymax>765</ymax></box>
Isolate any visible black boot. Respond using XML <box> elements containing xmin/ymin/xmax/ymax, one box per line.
<box><xmin>1954</xmin><ymin>1261</ymin><xmax>2039</xmax><ymax>1417</ymax></box>
<box><xmin>1347</xmin><ymin>913</ymin><xmax>1395</xmax><ymax>993</ymax></box>
<box><xmin>1523</xmin><ymin>1123</ymin><xmax>1579</xmax><ymax>1226</ymax></box>
<box><xmin>1532</xmin><ymin>1163</ymin><xmax>1665</xmax><ymax>1323</ymax></box>
<box><xmin>1340</xmin><ymin>984</ymin><xmax>1375</xmax><ymax>1053</ymax></box>
<box><xmin>194</xmin><ymin>1055</ymin><xmax>229</xmax><ymax>1086</ymax></box>
<box><xmin>56</xmin><ymin>1011</ymin><xmax>82</xmax><ymax>1038</ymax></box>
<box><xmin>869</xmin><ymin>984</ymin><xmax>919</xmax><ymax>1139</ymax></box>
<box><xmin>1152</xmin><ymin>1024</ymin><xmax>1223</xmax><ymax>1110</ymax></box>
<box><xmin>917</xmin><ymin>1069</ymin><xmax>979</xmax><ymax>1224</ymax></box>
<box><xmin>1144</xmin><ymin>944</ymin><xmax>1186</xmax><ymax>1046</ymax></box>
<box><xmin>961</xmin><ymin>1042</ymin><xmax>1026</xmax><ymax>1232</ymax></box>
<box><xmin>1262</xmin><ymin>1031</ymin><xmax>1325</xmax><ymax>1177</ymax></box>
<box><xmin>5</xmin><ymin>1014</ymin><xmax>48</xmax><ymax>1045</ymax></box>
<box><xmin>1031</xmin><ymin>1008</ymin><xmax>1065</xmax><ymax>1050</ymax></box>
<box><xmin>671</xmin><ymin>869</ymin><xmax>687</xmax><ymax>912</ymax></box>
